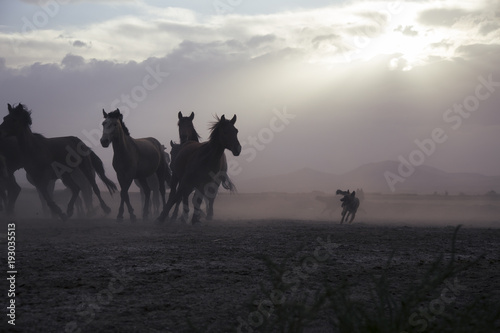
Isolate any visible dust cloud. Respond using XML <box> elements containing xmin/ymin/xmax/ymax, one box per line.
<box><xmin>6</xmin><ymin>187</ymin><xmax>499</xmax><ymax>228</ymax></box>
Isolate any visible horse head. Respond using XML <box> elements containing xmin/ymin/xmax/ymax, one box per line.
<box><xmin>0</xmin><ymin>103</ymin><xmax>33</xmax><ymax>138</ymax></box>
<box><xmin>177</xmin><ymin>111</ymin><xmax>199</xmax><ymax>143</ymax></box>
<box><xmin>210</xmin><ymin>114</ymin><xmax>241</xmax><ymax>156</ymax></box>
<box><xmin>169</xmin><ymin>140</ymin><xmax>182</xmax><ymax>163</ymax></box>
<box><xmin>100</xmin><ymin>109</ymin><xmax>129</xmax><ymax>147</ymax></box>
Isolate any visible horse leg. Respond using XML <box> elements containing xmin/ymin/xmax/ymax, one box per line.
<box><xmin>349</xmin><ymin>212</ymin><xmax>356</xmax><ymax>224</ymax></box>
<box><xmin>33</xmin><ymin>176</ymin><xmax>67</xmax><ymax>221</ymax></box>
<box><xmin>166</xmin><ymin>176</ymin><xmax>179</xmax><ymax>222</ymax></box>
<box><xmin>154</xmin><ymin>166</ymin><xmax>166</xmax><ymax>217</ymax></box>
<box><xmin>156</xmin><ymin>185</ymin><xmax>181</xmax><ymax>223</ymax></box>
<box><xmin>191</xmin><ymin>188</ymin><xmax>204</xmax><ymax>224</ymax></box>
<box><xmin>205</xmin><ymin>182</ymin><xmax>219</xmax><ymax>221</ymax></box>
<box><xmin>171</xmin><ymin>200</ymin><xmax>180</xmax><ymax>221</ymax></box>
<box><xmin>81</xmin><ymin>181</ymin><xmax>95</xmax><ymax>217</ymax></box>
<box><xmin>137</xmin><ymin>178</ymin><xmax>151</xmax><ymax>220</ymax></box>
<box><xmin>37</xmin><ymin>179</ymin><xmax>56</xmax><ymax>218</ymax></box>
<box><xmin>152</xmin><ymin>186</ymin><xmax>159</xmax><ymax>216</ymax></box>
<box><xmin>79</xmin><ymin>161</ymin><xmax>112</xmax><ymax>216</ymax></box>
<box><xmin>117</xmin><ymin>177</ymin><xmax>135</xmax><ymax>222</ymax></box>
<box><xmin>75</xmin><ymin>195</ymin><xmax>85</xmax><ymax>217</ymax></box>
<box><xmin>5</xmin><ymin>175</ymin><xmax>21</xmax><ymax>216</ymax></box>
<box><xmin>181</xmin><ymin>192</ymin><xmax>190</xmax><ymax>223</ymax></box>
<box><xmin>61</xmin><ymin>173</ymin><xmax>80</xmax><ymax>218</ymax></box>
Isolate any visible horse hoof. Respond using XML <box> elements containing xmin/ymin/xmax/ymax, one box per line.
<box><xmin>130</xmin><ymin>215</ymin><xmax>137</xmax><ymax>222</ymax></box>
<box><xmin>60</xmin><ymin>213</ymin><xmax>68</xmax><ymax>222</ymax></box>
<box><xmin>116</xmin><ymin>216</ymin><xmax>124</xmax><ymax>222</ymax></box>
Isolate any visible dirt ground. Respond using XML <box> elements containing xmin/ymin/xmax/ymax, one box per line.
<box><xmin>1</xmin><ymin>189</ymin><xmax>499</xmax><ymax>332</ymax></box>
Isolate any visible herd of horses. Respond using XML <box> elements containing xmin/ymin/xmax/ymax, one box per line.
<box><xmin>0</xmin><ymin>103</ymin><xmax>360</xmax><ymax>224</ymax></box>
<box><xmin>0</xmin><ymin>103</ymin><xmax>241</xmax><ymax>224</ymax></box>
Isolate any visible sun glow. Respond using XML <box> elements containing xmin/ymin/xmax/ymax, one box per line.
<box><xmin>306</xmin><ymin>2</ymin><xmax>457</xmax><ymax>71</ymax></box>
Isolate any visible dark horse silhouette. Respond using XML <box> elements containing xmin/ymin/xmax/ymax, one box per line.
<box><xmin>101</xmin><ymin>109</ymin><xmax>168</xmax><ymax>221</ymax></box>
<box><xmin>156</xmin><ymin>114</ymin><xmax>241</xmax><ymax>224</ymax></box>
<box><xmin>0</xmin><ymin>136</ymin><xmax>95</xmax><ymax>217</ymax></box>
<box><xmin>339</xmin><ymin>190</ymin><xmax>360</xmax><ymax>224</ymax></box>
<box><xmin>168</xmin><ymin>111</ymin><xmax>235</xmax><ymax>222</ymax></box>
<box><xmin>0</xmin><ymin>103</ymin><xmax>117</xmax><ymax>221</ymax></box>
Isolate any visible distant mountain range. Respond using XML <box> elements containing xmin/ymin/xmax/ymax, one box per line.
<box><xmin>237</xmin><ymin>161</ymin><xmax>500</xmax><ymax>194</ymax></box>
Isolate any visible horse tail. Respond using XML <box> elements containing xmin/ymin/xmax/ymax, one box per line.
<box><xmin>163</xmin><ymin>154</ymin><xmax>172</xmax><ymax>188</ymax></box>
<box><xmin>221</xmin><ymin>172</ymin><xmax>236</xmax><ymax>193</ymax></box>
<box><xmin>89</xmin><ymin>151</ymin><xmax>118</xmax><ymax>195</ymax></box>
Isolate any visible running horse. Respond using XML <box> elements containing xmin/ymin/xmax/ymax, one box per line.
<box><xmin>100</xmin><ymin>109</ymin><xmax>168</xmax><ymax>221</ymax></box>
<box><xmin>156</xmin><ymin>114</ymin><xmax>241</xmax><ymax>224</ymax></box>
<box><xmin>0</xmin><ymin>136</ymin><xmax>95</xmax><ymax>217</ymax></box>
<box><xmin>0</xmin><ymin>103</ymin><xmax>117</xmax><ymax>221</ymax></box>
<box><xmin>168</xmin><ymin>111</ymin><xmax>235</xmax><ymax>222</ymax></box>
<box><xmin>339</xmin><ymin>190</ymin><xmax>360</xmax><ymax>224</ymax></box>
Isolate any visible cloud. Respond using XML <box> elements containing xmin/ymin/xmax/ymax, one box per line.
<box><xmin>72</xmin><ymin>40</ymin><xmax>89</xmax><ymax>48</ymax></box>
<box><xmin>456</xmin><ymin>43</ymin><xmax>500</xmax><ymax>57</ymax></box>
<box><xmin>2</xmin><ymin>0</ymin><xmax>500</xmax><ymax>179</ymax></box>
<box><xmin>418</xmin><ymin>8</ymin><xmax>471</xmax><ymax>27</ymax></box>
<box><xmin>61</xmin><ymin>53</ymin><xmax>85</xmax><ymax>68</ymax></box>
<box><xmin>395</xmin><ymin>25</ymin><xmax>418</xmax><ymax>36</ymax></box>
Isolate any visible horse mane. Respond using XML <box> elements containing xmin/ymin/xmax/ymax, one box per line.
<box><xmin>11</xmin><ymin>103</ymin><xmax>33</xmax><ymax>126</ymax></box>
<box><xmin>106</xmin><ymin>110</ymin><xmax>130</xmax><ymax>136</ymax></box>
<box><xmin>209</xmin><ymin>115</ymin><xmax>227</xmax><ymax>142</ymax></box>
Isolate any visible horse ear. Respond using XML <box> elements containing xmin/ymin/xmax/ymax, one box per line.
<box><xmin>8</xmin><ymin>104</ymin><xmax>12</xmax><ymax>112</ymax></box>
<box><xmin>170</xmin><ymin>140</ymin><xmax>174</xmax><ymax>147</ymax></box>
<box><xmin>102</xmin><ymin>109</ymin><xmax>107</xmax><ymax>118</ymax></box>
<box><xmin>230</xmin><ymin>114</ymin><xmax>237</xmax><ymax>124</ymax></box>
<box><xmin>221</xmin><ymin>115</ymin><xmax>226</xmax><ymax>122</ymax></box>
<box><xmin>178</xmin><ymin>111</ymin><xmax>182</xmax><ymax>119</ymax></box>
<box><xmin>189</xmin><ymin>112</ymin><xmax>194</xmax><ymax>120</ymax></box>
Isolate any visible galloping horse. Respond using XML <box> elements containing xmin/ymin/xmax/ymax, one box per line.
<box><xmin>168</xmin><ymin>112</ymin><xmax>235</xmax><ymax>221</ymax></box>
<box><xmin>0</xmin><ymin>103</ymin><xmax>117</xmax><ymax>221</ymax></box>
<box><xmin>0</xmin><ymin>136</ymin><xmax>95</xmax><ymax>217</ymax></box>
<box><xmin>156</xmin><ymin>115</ymin><xmax>241</xmax><ymax>224</ymax></box>
<box><xmin>340</xmin><ymin>191</ymin><xmax>360</xmax><ymax>224</ymax></box>
<box><xmin>101</xmin><ymin>109</ymin><xmax>168</xmax><ymax>221</ymax></box>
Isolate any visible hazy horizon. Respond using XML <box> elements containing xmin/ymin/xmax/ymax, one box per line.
<box><xmin>1</xmin><ymin>0</ymin><xmax>500</xmax><ymax>189</ymax></box>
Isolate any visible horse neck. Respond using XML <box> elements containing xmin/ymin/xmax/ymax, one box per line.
<box><xmin>12</xmin><ymin>126</ymin><xmax>38</xmax><ymax>154</ymax></box>
<box><xmin>205</xmin><ymin>138</ymin><xmax>225</xmax><ymax>164</ymax></box>
<box><xmin>179</xmin><ymin>128</ymin><xmax>199</xmax><ymax>144</ymax></box>
<box><xmin>111</xmin><ymin>125</ymin><xmax>134</xmax><ymax>156</ymax></box>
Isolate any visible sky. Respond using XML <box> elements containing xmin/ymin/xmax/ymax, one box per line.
<box><xmin>0</xmin><ymin>0</ymin><xmax>499</xmax><ymax>187</ymax></box>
